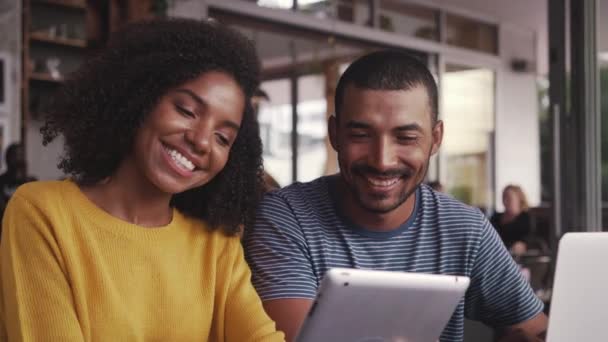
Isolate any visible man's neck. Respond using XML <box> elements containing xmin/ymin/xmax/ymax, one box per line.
<box><xmin>334</xmin><ymin>176</ymin><xmax>417</xmax><ymax>232</ymax></box>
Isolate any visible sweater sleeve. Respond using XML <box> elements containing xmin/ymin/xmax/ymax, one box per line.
<box><xmin>213</xmin><ymin>236</ymin><xmax>284</xmax><ymax>342</ymax></box>
<box><xmin>0</xmin><ymin>194</ymin><xmax>85</xmax><ymax>341</ymax></box>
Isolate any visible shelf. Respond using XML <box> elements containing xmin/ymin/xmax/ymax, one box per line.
<box><xmin>30</xmin><ymin>31</ymin><xmax>86</xmax><ymax>48</ymax></box>
<box><xmin>32</xmin><ymin>0</ymin><xmax>86</xmax><ymax>10</ymax></box>
<box><xmin>29</xmin><ymin>72</ymin><xmax>64</xmax><ymax>83</ymax></box>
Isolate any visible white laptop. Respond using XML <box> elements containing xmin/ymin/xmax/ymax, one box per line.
<box><xmin>295</xmin><ymin>268</ymin><xmax>470</xmax><ymax>342</ymax></box>
<box><xmin>546</xmin><ymin>232</ymin><xmax>608</xmax><ymax>342</ymax></box>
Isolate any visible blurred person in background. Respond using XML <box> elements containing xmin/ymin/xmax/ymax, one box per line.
<box><xmin>0</xmin><ymin>143</ymin><xmax>36</xmax><ymax>221</ymax></box>
<box><xmin>491</xmin><ymin>184</ymin><xmax>532</xmax><ymax>256</ymax></box>
<box><xmin>427</xmin><ymin>180</ymin><xmax>444</xmax><ymax>192</ymax></box>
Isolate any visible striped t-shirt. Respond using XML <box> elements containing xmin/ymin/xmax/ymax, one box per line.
<box><xmin>244</xmin><ymin>175</ymin><xmax>544</xmax><ymax>342</ymax></box>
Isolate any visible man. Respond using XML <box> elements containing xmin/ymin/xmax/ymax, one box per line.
<box><xmin>244</xmin><ymin>50</ymin><xmax>547</xmax><ymax>342</ymax></box>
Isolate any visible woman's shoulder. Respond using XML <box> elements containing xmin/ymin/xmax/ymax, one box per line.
<box><xmin>12</xmin><ymin>180</ymin><xmax>71</xmax><ymax>204</ymax></box>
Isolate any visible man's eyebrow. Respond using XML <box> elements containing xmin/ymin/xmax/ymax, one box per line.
<box><xmin>345</xmin><ymin>121</ymin><xmax>424</xmax><ymax>133</ymax></box>
<box><xmin>175</xmin><ymin>89</ymin><xmax>204</xmax><ymax>106</ymax></box>
<box><xmin>394</xmin><ymin>123</ymin><xmax>423</xmax><ymax>133</ymax></box>
<box><xmin>345</xmin><ymin>120</ymin><xmax>371</xmax><ymax>129</ymax></box>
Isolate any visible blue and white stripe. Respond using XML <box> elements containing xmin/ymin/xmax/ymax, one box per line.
<box><xmin>244</xmin><ymin>176</ymin><xmax>544</xmax><ymax>342</ymax></box>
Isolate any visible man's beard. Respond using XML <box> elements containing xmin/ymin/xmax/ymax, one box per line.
<box><xmin>339</xmin><ymin>155</ymin><xmax>432</xmax><ymax>214</ymax></box>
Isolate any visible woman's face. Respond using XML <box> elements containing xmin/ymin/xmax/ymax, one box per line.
<box><xmin>130</xmin><ymin>71</ymin><xmax>245</xmax><ymax>195</ymax></box>
<box><xmin>503</xmin><ymin>188</ymin><xmax>522</xmax><ymax>215</ymax></box>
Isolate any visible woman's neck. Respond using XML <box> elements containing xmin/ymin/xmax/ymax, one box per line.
<box><xmin>80</xmin><ymin>164</ymin><xmax>173</xmax><ymax>227</ymax></box>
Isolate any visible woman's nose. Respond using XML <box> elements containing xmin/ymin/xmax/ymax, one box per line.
<box><xmin>185</xmin><ymin>122</ymin><xmax>212</xmax><ymax>154</ymax></box>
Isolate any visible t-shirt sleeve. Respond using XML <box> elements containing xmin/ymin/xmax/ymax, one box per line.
<box><xmin>243</xmin><ymin>192</ymin><xmax>318</xmax><ymax>301</ymax></box>
<box><xmin>464</xmin><ymin>217</ymin><xmax>544</xmax><ymax>327</ymax></box>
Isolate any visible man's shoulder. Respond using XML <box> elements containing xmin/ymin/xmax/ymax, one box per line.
<box><xmin>263</xmin><ymin>175</ymin><xmax>333</xmax><ymax>208</ymax></box>
<box><xmin>418</xmin><ymin>185</ymin><xmax>487</xmax><ymax>227</ymax></box>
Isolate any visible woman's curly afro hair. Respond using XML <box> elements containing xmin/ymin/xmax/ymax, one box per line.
<box><xmin>41</xmin><ymin>18</ymin><xmax>263</xmax><ymax>235</ymax></box>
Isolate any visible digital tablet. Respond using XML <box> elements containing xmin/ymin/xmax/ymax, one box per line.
<box><xmin>295</xmin><ymin>268</ymin><xmax>470</xmax><ymax>342</ymax></box>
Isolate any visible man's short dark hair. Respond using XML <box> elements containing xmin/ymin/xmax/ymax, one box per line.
<box><xmin>335</xmin><ymin>50</ymin><xmax>438</xmax><ymax>123</ymax></box>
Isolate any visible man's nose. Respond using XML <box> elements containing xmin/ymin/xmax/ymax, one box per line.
<box><xmin>369</xmin><ymin>137</ymin><xmax>398</xmax><ymax>172</ymax></box>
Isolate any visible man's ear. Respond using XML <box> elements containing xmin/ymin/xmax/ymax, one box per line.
<box><xmin>430</xmin><ymin>120</ymin><xmax>444</xmax><ymax>156</ymax></box>
<box><xmin>328</xmin><ymin>115</ymin><xmax>338</xmax><ymax>151</ymax></box>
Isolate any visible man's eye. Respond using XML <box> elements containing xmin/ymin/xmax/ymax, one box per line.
<box><xmin>398</xmin><ymin>136</ymin><xmax>418</xmax><ymax>142</ymax></box>
<box><xmin>349</xmin><ymin>133</ymin><xmax>368</xmax><ymax>138</ymax></box>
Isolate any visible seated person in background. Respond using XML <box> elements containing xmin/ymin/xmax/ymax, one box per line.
<box><xmin>427</xmin><ymin>180</ymin><xmax>444</xmax><ymax>192</ymax></box>
<box><xmin>244</xmin><ymin>50</ymin><xmax>547</xmax><ymax>342</ymax></box>
<box><xmin>491</xmin><ymin>184</ymin><xmax>532</xmax><ymax>255</ymax></box>
<box><xmin>0</xmin><ymin>19</ymin><xmax>283</xmax><ymax>341</ymax></box>
<box><xmin>0</xmin><ymin>143</ymin><xmax>36</xmax><ymax>221</ymax></box>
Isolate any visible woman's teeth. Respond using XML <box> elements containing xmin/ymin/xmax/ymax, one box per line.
<box><xmin>166</xmin><ymin>148</ymin><xmax>195</xmax><ymax>171</ymax></box>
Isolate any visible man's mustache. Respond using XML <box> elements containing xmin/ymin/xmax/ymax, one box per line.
<box><xmin>351</xmin><ymin>164</ymin><xmax>413</xmax><ymax>178</ymax></box>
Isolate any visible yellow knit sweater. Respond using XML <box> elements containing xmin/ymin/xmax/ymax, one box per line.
<box><xmin>0</xmin><ymin>180</ymin><xmax>284</xmax><ymax>342</ymax></box>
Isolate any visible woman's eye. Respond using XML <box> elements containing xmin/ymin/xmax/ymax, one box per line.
<box><xmin>176</xmin><ymin>105</ymin><xmax>195</xmax><ymax>118</ymax></box>
<box><xmin>216</xmin><ymin>133</ymin><xmax>230</xmax><ymax>146</ymax></box>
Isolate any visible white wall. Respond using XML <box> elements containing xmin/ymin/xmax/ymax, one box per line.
<box><xmin>494</xmin><ymin>26</ymin><xmax>541</xmax><ymax>211</ymax></box>
<box><xmin>26</xmin><ymin>118</ymin><xmax>64</xmax><ymax>180</ymax></box>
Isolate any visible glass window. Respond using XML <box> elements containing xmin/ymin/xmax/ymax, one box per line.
<box><xmin>245</xmin><ymin>0</ymin><xmax>373</xmax><ymax>26</ymax></box>
<box><xmin>441</xmin><ymin>64</ymin><xmax>495</xmax><ymax>211</ymax></box>
<box><xmin>297</xmin><ymin>74</ymin><xmax>328</xmax><ymax>182</ymax></box>
<box><xmin>257</xmin><ymin>78</ymin><xmax>293</xmax><ymax>187</ymax></box>
<box><xmin>378</xmin><ymin>0</ymin><xmax>439</xmax><ymax>41</ymax></box>
<box><xmin>297</xmin><ymin>0</ymin><xmax>373</xmax><ymax>26</ymax></box>
<box><xmin>254</xmin><ymin>0</ymin><xmax>294</xmax><ymax>10</ymax></box>
<box><xmin>446</xmin><ymin>14</ymin><xmax>498</xmax><ymax>55</ymax></box>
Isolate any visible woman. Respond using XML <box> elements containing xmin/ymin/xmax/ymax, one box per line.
<box><xmin>490</xmin><ymin>184</ymin><xmax>532</xmax><ymax>255</ymax></box>
<box><xmin>0</xmin><ymin>19</ymin><xmax>283</xmax><ymax>341</ymax></box>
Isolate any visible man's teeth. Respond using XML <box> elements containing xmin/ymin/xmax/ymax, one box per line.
<box><xmin>167</xmin><ymin>148</ymin><xmax>195</xmax><ymax>171</ymax></box>
<box><xmin>366</xmin><ymin>177</ymin><xmax>400</xmax><ymax>187</ymax></box>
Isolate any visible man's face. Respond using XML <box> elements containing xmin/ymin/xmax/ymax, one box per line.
<box><xmin>329</xmin><ymin>84</ymin><xmax>443</xmax><ymax>214</ymax></box>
